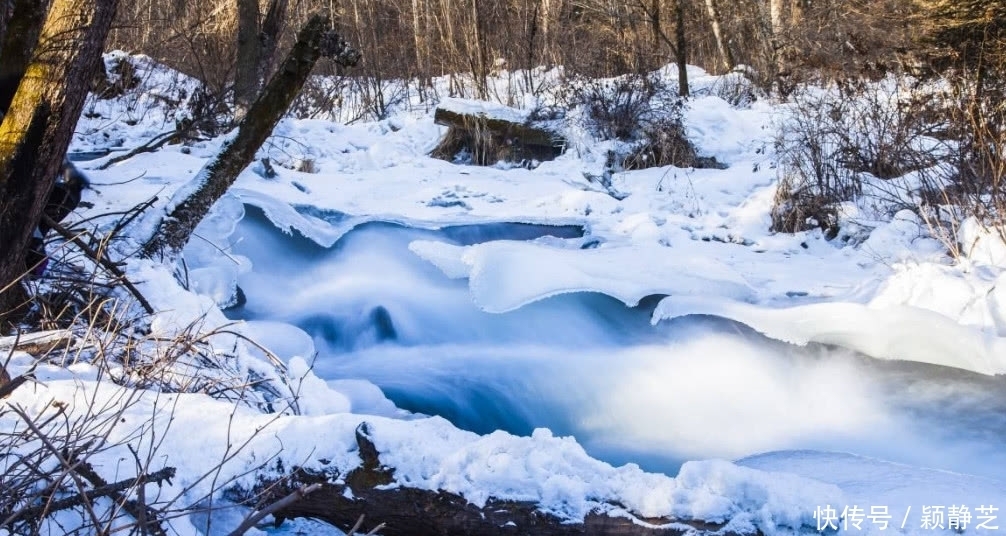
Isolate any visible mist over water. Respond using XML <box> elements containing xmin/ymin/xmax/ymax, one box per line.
<box><xmin>228</xmin><ymin>207</ymin><xmax>1006</xmax><ymax>479</ymax></box>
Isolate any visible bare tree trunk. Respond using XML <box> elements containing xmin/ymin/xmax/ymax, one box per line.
<box><xmin>704</xmin><ymin>0</ymin><xmax>733</xmax><ymax>72</ymax></box>
<box><xmin>541</xmin><ymin>0</ymin><xmax>551</xmax><ymax>50</ymax></box>
<box><xmin>790</xmin><ymin>0</ymin><xmax>804</xmax><ymax>25</ymax></box>
<box><xmin>769</xmin><ymin>0</ymin><xmax>783</xmax><ymax>36</ymax></box>
<box><xmin>0</xmin><ymin>0</ymin><xmax>119</xmax><ymax>325</ymax></box>
<box><xmin>674</xmin><ymin>0</ymin><xmax>689</xmax><ymax>97</ymax></box>
<box><xmin>142</xmin><ymin>14</ymin><xmax>360</xmax><ymax>258</ymax></box>
<box><xmin>0</xmin><ymin>1</ymin><xmax>7</xmax><ymax>48</ymax></box>
<box><xmin>234</xmin><ymin>0</ymin><xmax>261</xmax><ymax>118</ymax></box>
<box><xmin>649</xmin><ymin>0</ymin><xmax>662</xmax><ymax>61</ymax></box>
<box><xmin>0</xmin><ymin>0</ymin><xmax>49</xmax><ymax>113</ymax></box>
<box><xmin>257</xmin><ymin>0</ymin><xmax>290</xmax><ymax>84</ymax></box>
<box><xmin>470</xmin><ymin>0</ymin><xmax>489</xmax><ymax>98</ymax></box>
<box><xmin>411</xmin><ymin>0</ymin><xmax>425</xmax><ymax>77</ymax></box>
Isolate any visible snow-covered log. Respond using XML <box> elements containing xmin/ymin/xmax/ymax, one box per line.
<box><xmin>431</xmin><ymin>100</ymin><xmax>565</xmax><ymax>166</ymax></box>
<box><xmin>248</xmin><ymin>424</ymin><xmax>730</xmax><ymax>536</ymax></box>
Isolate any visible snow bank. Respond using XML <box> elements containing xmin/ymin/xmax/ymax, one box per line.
<box><xmin>1</xmin><ymin>358</ymin><xmax>843</xmax><ymax>534</ymax></box>
<box><xmin>653</xmin><ymin>295</ymin><xmax>1006</xmax><ymax>375</ymax></box>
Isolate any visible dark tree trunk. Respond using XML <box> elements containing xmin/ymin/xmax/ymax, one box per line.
<box><xmin>257</xmin><ymin>0</ymin><xmax>290</xmax><ymax>84</ymax></box>
<box><xmin>674</xmin><ymin>0</ymin><xmax>689</xmax><ymax>97</ymax></box>
<box><xmin>0</xmin><ymin>0</ymin><xmax>49</xmax><ymax>113</ymax></box>
<box><xmin>142</xmin><ymin>14</ymin><xmax>360</xmax><ymax>258</ymax></box>
<box><xmin>234</xmin><ymin>0</ymin><xmax>262</xmax><ymax>118</ymax></box>
<box><xmin>0</xmin><ymin>0</ymin><xmax>119</xmax><ymax>327</ymax></box>
<box><xmin>235</xmin><ymin>0</ymin><xmax>290</xmax><ymax>120</ymax></box>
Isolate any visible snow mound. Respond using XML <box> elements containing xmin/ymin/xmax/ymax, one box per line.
<box><xmin>410</xmin><ymin>240</ymin><xmax>754</xmax><ymax>313</ymax></box>
<box><xmin>652</xmin><ymin>295</ymin><xmax>1006</xmax><ymax>375</ymax></box>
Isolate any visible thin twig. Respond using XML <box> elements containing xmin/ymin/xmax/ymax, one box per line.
<box><xmin>225</xmin><ymin>483</ymin><xmax>322</xmax><ymax>536</ymax></box>
<box><xmin>4</xmin><ymin>467</ymin><xmax>175</xmax><ymax>526</ymax></box>
<box><xmin>42</xmin><ymin>214</ymin><xmax>155</xmax><ymax>315</ymax></box>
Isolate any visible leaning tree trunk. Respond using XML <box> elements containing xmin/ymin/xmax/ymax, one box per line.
<box><xmin>0</xmin><ymin>0</ymin><xmax>119</xmax><ymax>326</ymax></box>
<box><xmin>142</xmin><ymin>14</ymin><xmax>360</xmax><ymax>258</ymax></box>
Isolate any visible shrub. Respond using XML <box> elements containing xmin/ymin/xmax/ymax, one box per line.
<box><xmin>771</xmin><ymin>80</ymin><xmax>944</xmax><ymax>234</ymax></box>
<box><xmin>622</xmin><ymin>115</ymin><xmax>699</xmax><ymax>170</ymax></box>
<box><xmin>564</xmin><ymin>73</ymin><xmax>670</xmax><ymax>141</ymax></box>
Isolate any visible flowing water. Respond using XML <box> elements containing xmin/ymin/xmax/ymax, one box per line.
<box><xmin>227</xmin><ymin>207</ymin><xmax>1006</xmax><ymax>479</ymax></box>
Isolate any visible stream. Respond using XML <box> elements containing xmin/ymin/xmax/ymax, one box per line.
<box><xmin>226</xmin><ymin>207</ymin><xmax>1006</xmax><ymax>480</ymax></box>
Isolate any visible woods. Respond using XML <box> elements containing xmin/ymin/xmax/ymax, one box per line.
<box><xmin>0</xmin><ymin>0</ymin><xmax>1004</xmax><ymax>534</ymax></box>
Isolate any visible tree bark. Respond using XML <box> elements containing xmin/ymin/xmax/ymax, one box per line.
<box><xmin>0</xmin><ymin>0</ymin><xmax>49</xmax><ymax>114</ymax></box>
<box><xmin>0</xmin><ymin>0</ymin><xmax>118</xmax><ymax>326</ymax></box>
<box><xmin>234</xmin><ymin>0</ymin><xmax>262</xmax><ymax>118</ymax></box>
<box><xmin>703</xmin><ymin>0</ymin><xmax>734</xmax><ymax>72</ymax></box>
<box><xmin>411</xmin><ymin>0</ymin><xmax>425</xmax><ymax>77</ymax></box>
<box><xmin>257</xmin><ymin>0</ymin><xmax>290</xmax><ymax>86</ymax></box>
<box><xmin>674</xmin><ymin>0</ymin><xmax>689</xmax><ymax>97</ymax></box>
<box><xmin>769</xmin><ymin>0</ymin><xmax>783</xmax><ymax>36</ymax></box>
<box><xmin>789</xmin><ymin>0</ymin><xmax>804</xmax><ymax>26</ymax></box>
<box><xmin>142</xmin><ymin>14</ymin><xmax>360</xmax><ymax>258</ymax></box>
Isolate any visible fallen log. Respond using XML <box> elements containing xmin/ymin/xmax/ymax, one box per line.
<box><xmin>242</xmin><ymin>423</ymin><xmax>748</xmax><ymax>536</ymax></box>
<box><xmin>431</xmin><ymin>104</ymin><xmax>566</xmax><ymax>167</ymax></box>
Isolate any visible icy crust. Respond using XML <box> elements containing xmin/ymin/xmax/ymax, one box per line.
<box><xmin>232</xmin><ymin>188</ymin><xmax>357</xmax><ymax>247</ymax></box>
<box><xmin>0</xmin><ymin>357</ymin><xmax>843</xmax><ymax>534</ymax></box>
<box><xmin>652</xmin><ymin>295</ymin><xmax>1006</xmax><ymax>375</ymax></box>
<box><xmin>410</xmin><ymin>239</ymin><xmax>754</xmax><ymax>313</ymax></box>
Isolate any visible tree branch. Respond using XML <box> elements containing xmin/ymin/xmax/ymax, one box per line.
<box><xmin>226</xmin><ymin>483</ymin><xmax>322</xmax><ymax>536</ymax></box>
<box><xmin>5</xmin><ymin>467</ymin><xmax>176</xmax><ymax>526</ymax></box>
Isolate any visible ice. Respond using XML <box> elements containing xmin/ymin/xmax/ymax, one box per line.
<box><xmin>0</xmin><ymin>363</ymin><xmax>846</xmax><ymax>535</ymax></box>
<box><xmin>652</xmin><ymin>295</ymin><xmax>1006</xmax><ymax>375</ymax></box>
<box><xmin>411</xmin><ymin>239</ymin><xmax>755</xmax><ymax>313</ymax></box>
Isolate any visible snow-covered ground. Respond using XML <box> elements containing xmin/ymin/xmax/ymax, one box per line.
<box><xmin>10</xmin><ymin>56</ymin><xmax>1006</xmax><ymax>534</ymax></box>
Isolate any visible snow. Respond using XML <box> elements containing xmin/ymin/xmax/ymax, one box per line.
<box><xmin>437</xmin><ymin>97</ymin><xmax>531</xmax><ymax>124</ymax></box>
<box><xmin>19</xmin><ymin>54</ymin><xmax>1006</xmax><ymax>535</ymax></box>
